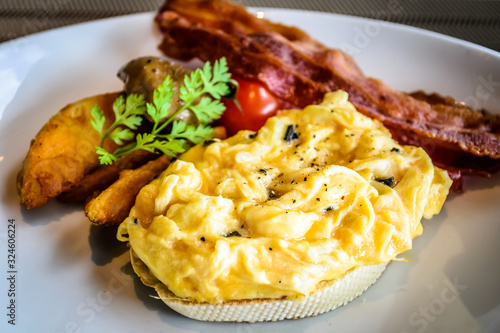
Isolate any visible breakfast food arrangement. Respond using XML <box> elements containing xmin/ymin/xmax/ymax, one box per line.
<box><xmin>117</xmin><ymin>90</ymin><xmax>451</xmax><ymax>321</ymax></box>
<box><xmin>6</xmin><ymin>0</ymin><xmax>500</xmax><ymax>330</ymax></box>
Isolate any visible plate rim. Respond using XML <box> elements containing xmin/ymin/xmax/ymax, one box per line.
<box><xmin>2</xmin><ymin>8</ymin><xmax>499</xmax><ymax>59</ymax></box>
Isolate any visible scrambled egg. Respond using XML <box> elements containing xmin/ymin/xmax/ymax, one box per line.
<box><xmin>118</xmin><ymin>91</ymin><xmax>451</xmax><ymax>303</ymax></box>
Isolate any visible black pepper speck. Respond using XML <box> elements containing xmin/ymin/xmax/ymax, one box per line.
<box><xmin>284</xmin><ymin>124</ymin><xmax>299</xmax><ymax>143</ymax></box>
<box><xmin>203</xmin><ymin>139</ymin><xmax>216</xmax><ymax>147</ymax></box>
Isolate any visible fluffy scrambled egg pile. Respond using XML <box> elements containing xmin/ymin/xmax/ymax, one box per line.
<box><xmin>118</xmin><ymin>91</ymin><xmax>451</xmax><ymax>303</ymax></box>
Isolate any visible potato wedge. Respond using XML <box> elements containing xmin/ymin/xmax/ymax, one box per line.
<box><xmin>57</xmin><ymin>150</ymin><xmax>157</xmax><ymax>203</ymax></box>
<box><xmin>17</xmin><ymin>92</ymin><xmax>122</xmax><ymax>209</ymax></box>
<box><xmin>85</xmin><ymin>154</ymin><xmax>171</xmax><ymax>226</ymax></box>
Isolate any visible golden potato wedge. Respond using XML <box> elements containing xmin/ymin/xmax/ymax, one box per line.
<box><xmin>85</xmin><ymin>154</ymin><xmax>171</xmax><ymax>226</ymax></box>
<box><xmin>17</xmin><ymin>92</ymin><xmax>122</xmax><ymax>209</ymax></box>
<box><xmin>57</xmin><ymin>150</ymin><xmax>157</xmax><ymax>203</ymax></box>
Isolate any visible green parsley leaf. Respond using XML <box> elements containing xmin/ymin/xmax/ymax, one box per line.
<box><xmin>122</xmin><ymin>94</ymin><xmax>146</xmax><ymax>130</ymax></box>
<box><xmin>93</xmin><ymin>93</ymin><xmax>146</xmax><ymax>148</ymax></box>
<box><xmin>90</xmin><ymin>105</ymin><xmax>105</xmax><ymax>136</ymax></box>
<box><xmin>91</xmin><ymin>58</ymin><xmax>233</xmax><ymax>165</ymax></box>
<box><xmin>95</xmin><ymin>146</ymin><xmax>117</xmax><ymax>165</ymax></box>
<box><xmin>189</xmin><ymin>96</ymin><xmax>226</xmax><ymax>123</ymax></box>
<box><xmin>164</xmin><ymin>121</ymin><xmax>215</xmax><ymax>145</ymax></box>
<box><xmin>149</xmin><ymin>76</ymin><xmax>174</xmax><ymax>126</ymax></box>
<box><xmin>134</xmin><ymin>133</ymin><xmax>158</xmax><ymax>153</ymax></box>
<box><xmin>109</xmin><ymin>127</ymin><xmax>135</xmax><ymax>146</ymax></box>
<box><xmin>148</xmin><ymin>139</ymin><xmax>186</xmax><ymax>157</ymax></box>
<box><xmin>209</xmin><ymin>58</ymin><xmax>232</xmax><ymax>99</ymax></box>
<box><xmin>180</xmin><ymin>71</ymin><xmax>201</xmax><ymax>104</ymax></box>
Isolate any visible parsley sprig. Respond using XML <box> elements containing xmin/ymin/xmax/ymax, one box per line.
<box><xmin>91</xmin><ymin>58</ymin><xmax>232</xmax><ymax>165</ymax></box>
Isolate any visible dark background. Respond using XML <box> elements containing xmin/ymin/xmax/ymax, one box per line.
<box><xmin>1</xmin><ymin>0</ymin><xmax>499</xmax><ymax>52</ymax></box>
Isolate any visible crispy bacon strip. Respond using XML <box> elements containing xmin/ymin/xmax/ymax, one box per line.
<box><xmin>155</xmin><ymin>0</ymin><xmax>500</xmax><ymax>191</ymax></box>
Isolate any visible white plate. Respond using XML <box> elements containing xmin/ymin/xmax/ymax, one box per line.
<box><xmin>1</xmin><ymin>9</ymin><xmax>500</xmax><ymax>333</ymax></box>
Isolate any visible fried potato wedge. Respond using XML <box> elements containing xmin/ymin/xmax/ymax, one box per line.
<box><xmin>85</xmin><ymin>154</ymin><xmax>171</xmax><ymax>226</ymax></box>
<box><xmin>17</xmin><ymin>92</ymin><xmax>122</xmax><ymax>209</ymax></box>
<box><xmin>84</xmin><ymin>126</ymin><xmax>226</xmax><ymax>225</ymax></box>
<box><xmin>57</xmin><ymin>150</ymin><xmax>157</xmax><ymax>203</ymax></box>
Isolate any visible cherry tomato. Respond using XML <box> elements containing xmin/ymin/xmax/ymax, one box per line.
<box><xmin>219</xmin><ymin>76</ymin><xmax>281</xmax><ymax>136</ymax></box>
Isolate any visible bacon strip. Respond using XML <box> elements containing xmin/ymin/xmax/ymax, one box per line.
<box><xmin>155</xmin><ymin>0</ymin><xmax>500</xmax><ymax>191</ymax></box>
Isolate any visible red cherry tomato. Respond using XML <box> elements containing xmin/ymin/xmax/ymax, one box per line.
<box><xmin>219</xmin><ymin>76</ymin><xmax>280</xmax><ymax>136</ymax></box>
